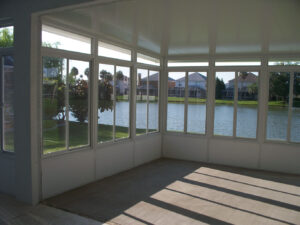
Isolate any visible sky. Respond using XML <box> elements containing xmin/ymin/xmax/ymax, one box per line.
<box><xmin>0</xmin><ymin>26</ymin><xmax>14</xmax><ymax>35</ymax></box>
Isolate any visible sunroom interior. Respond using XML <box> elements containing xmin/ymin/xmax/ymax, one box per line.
<box><xmin>1</xmin><ymin>0</ymin><xmax>300</xmax><ymax>224</ymax></box>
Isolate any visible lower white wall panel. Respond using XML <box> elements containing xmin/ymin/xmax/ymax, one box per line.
<box><xmin>163</xmin><ymin>134</ymin><xmax>208</xmax><ymax>162</ymax></box>
<box><xmin>96</xmin><ymin>141</ymin><xmax>134</xmax><ymax>180</ymax></box>
<box><xmin>209</xmin><ymin>139</ymin><xmax>260</xmax><ymax>169</ymax></box>
<box><xmin>42</xmin><ymin>135</ymin><xmax>162</xmax><ymax>199</ymax></box>
<box><xmin>0</xmin><ymin>155</ymin><xmax>15</xmax><ymax>195</ymax></box>
<box><xmin>260</xmin><ymin>143</ymin><xmax>300</xmax><ymax>174</ymax></box>
<box><xmin>163</xmin><ymin>134</ymin><xmax>300</xmax><ymax>175</ymax></box>
<box><xmin>134</xmin><ymin>134</ymin><xmax>161</xmax><ymax>166</ymax></box>
<box><xmin>42</xmin><ymin>150</ymin><xmax>95</xmax><ymax>199</ymax></box>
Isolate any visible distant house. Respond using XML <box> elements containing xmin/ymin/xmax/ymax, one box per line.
<box><xmin>175</xmin><ymin>72</ymin><xmax>206</xmax><ymax>90</ymax></box>
<box><xmin>115</xmin><ymin>75</ymin><xmax>129</xmax><ymax>95</ymax></box>
<box><xmin>169</xmin><ymin>72</ymin><xmax>207</xmax><ymax>98</ymax></box>
<box><xmin>137</xmin><ymin>72</ymin><xmax>161</xmax><ymax>97</ymax></box>
<box><xmin>225</xmin><ymin>72</ymin><xmax>258</xmax><ymax>100</ymax></box>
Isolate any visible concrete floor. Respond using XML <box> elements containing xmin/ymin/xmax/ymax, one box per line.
<box><xmin>0</xmin><ymin>193</ymin><xmax>103</xmax><ymax>225</ymax></box>
<box><xmin>44</xmin><ymin>159</ymin><xmax>300</xmax><ymax>225</ymax></box>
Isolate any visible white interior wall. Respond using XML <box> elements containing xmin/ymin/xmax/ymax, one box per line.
<box><xmin>0</xmin><ymin>155</ymin><xmax>15</xmax><ymax>195</ymax></box>
<box><xmin>42</xmin><ymin>134</ymin><xmax>161</xmax><ymax>199</ymax></box>
<box><xmin>163</xmin><ymin>135</ymin><xmax>300</xmax><ymax>174</ymax></box>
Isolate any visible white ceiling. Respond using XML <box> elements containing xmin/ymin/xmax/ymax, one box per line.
<box><xmin>42</xmin><ymin>0</ymin><xmax>300</xmax><ymax>57</ymax></box>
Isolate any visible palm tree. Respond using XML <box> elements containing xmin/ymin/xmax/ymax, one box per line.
<box><xmin>0</xmin><ymin>28</ymin><xmax>13</xmax><ymax>47</ymax></box>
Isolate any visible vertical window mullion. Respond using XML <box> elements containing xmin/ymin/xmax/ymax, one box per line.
<box><xmin>233</xmin><ymin>71</ymin><xmax>238</xmax><ymax>138</ymax></box>
<box><xmin>0</xmin><ymin>56</ymin><xmax>3</xmax><ymax>151</ymax></box>
<box><xmin>146</xmin><ymin>70</ymin><xmax>149</xmax><ymax>133</ymax></box>
<box><xmin>87</xmin><ymin>61</ymin><xmax>91</xmax><ymax>147</ymax></box>
<box><xmin>65</xmin><ymin>59</ymin><xmax>70</xmax><ymax>150</ymax></box>
<box><xmin>287</xmin><ymin>71</ymin><xmax>294</xmax><ymax>142</ymax></box>
<box><xmin>91</xmin><ymin>38</ymin><xmax>98</xmax><ymax>148</ymax></box>
<box><xmin>158</xmin><ymin>70</ymin><xmax>160</xmax><ymax>132</ymax></box>
<box><xmin>113</xmin><ymin>65</ymin><xmax>116</xmax><ymax>141</ymax></box>
<box><xmin>184</xmin><ymin>71</ymin><xmax>188</xmax><ymax>133</ymax></box>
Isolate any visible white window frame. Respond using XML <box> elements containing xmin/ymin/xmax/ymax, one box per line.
<box><xmin>97</xmin><ymin>62</ymin><xmax>132</xmax><ymax>144</ymax></box>
<box><xmin>265</xmin><ymin>65</ymin><xmax>300</xmax><ymax>144</ymax></box>
<box><xmin>213</xmin><ymin>68</ymin><xmax>260</xmax><ymax>140</ymax></box>
<box><xmin>41</xmin><ymin>52</ymin><xmax>92</xmax><ymax>155</ymax></box>
<box><xmin>0</xmin><ymin>22</ymin><xmax>14</xmax><ymax>154</ymax></box>
<box><xmin>136</xmin><ymin>66</ymin><xmax>160</xmax><ymax>137</ymax></box>
<box><xmin>39</xmin><ymin>19</ymin><xmax>164</xmax><ymax>156</ymax></box>
<box><xmin>166</xmin><ymin>67</ymin><xmax>209</xmax><ymax>135</ymax></box>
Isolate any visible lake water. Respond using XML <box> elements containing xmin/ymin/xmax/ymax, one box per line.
<box><xmin>69</xmin><ymin>102</ymin><xmax>300</xmax><ymax>142</ymax></box>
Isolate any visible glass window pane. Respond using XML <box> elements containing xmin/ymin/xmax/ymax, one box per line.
<box><xmin>42</xmin><ymin>57</ymin><xmax>67</xmax><ymax>154</ymax></box>
<box><xmin>98</xmin><ymin>41</ymin><xmax>131</xmax><ymax>61</ymax></box>
<box><xmin>291</xmin><ymin>72</ymin><xmax>300</xmax><ymax>143</ymax></box>
<box><xmin>2</xmin><ymin>56</ymin><xmax>14</xmax><ymax>151</ymax></box>
<box><xmin>236</xmin><ymin>72</ymin><xmax>259</xmax><ymax>139</ymax></box>
<box><xmin>42</xmin><ymin>25</ymin><xmax>91</xmax><ymax>54</ymax></box>
<box><xmin>136</xmin><ymin>69</ymin><xmax>147</xmax><ymax>135</ymax></box>
<box><xmin>98</xmin><ymin>64</ymin><xmax>114</xmax><ymax>142</ymax></box>
<box><xmin>115</xmin><ymin>66</ymin><xmax>130</xmax><ymax>139</ymax></box>
<box><xmin>215</xmin><ymin>61</ymin><xmax>261</xmax><ymax>66</ymax></box>
<box><xmin>214</xmin><ymin>72</ymin><xmax>235</xmax><ymax>136</ymax></box>
<box><xmin>168</xmin><ymin>61</ymin><xmax>208</xmax><ymax>67</ymax></box>
<box><xmin>268</xmin><ymin>61</ymin><xmax>300</xmax><ymax>66</ymax></box>
<box><xmin>0</xmin><ymin>26</ymin><xmax>14</xmax><ymax>48</ymax></box>
<box><xmin>148</xmin><ymin>70</ymin><xmax>159</xmax><ymax>133</ymax></box>
<box><xmin>137</xmin><ymin>53</ymin><xmax>160</xmax><ymax>66</ymax></box>
<box><xmin>167</xmin><ymin>72</ymin><xmax>185</xmax><ymax>132</ymax></box>
<box><xmin>267</xmin><ymin>72</ymin><xmax>290</xmax><ymax>141</ymax></box>
<box><xmin>187</xmin><ymin>72</ymin><xmax>207</xmax><ymax>134</ymax></box>
<box><xmin>68</xmin><ymin>60</ymin><xmax>89</xmax><ymax>149</ymax></box>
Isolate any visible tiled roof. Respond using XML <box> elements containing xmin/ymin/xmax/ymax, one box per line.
<box><xmin>176</xmin><ymin>72</ymin><xmax>207</xmax><ymax>82</ymax></box>
<box><xmin>229</xmin><ymin>72</ymin><xmax>257</xmax><ymax>83</ymax></box>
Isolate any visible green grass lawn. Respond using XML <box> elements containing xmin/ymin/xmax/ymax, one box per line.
<box><xmin>2</xmin><ymin>131</ymin><xmax>14</xmax><ymax>152</ymax></box>
<box><xmin>43</xmin><ymin>120</ymin><xmax>150</xmax><ymax>154</ymax></box>
<box><xmin>167</xmin><ymin>97</ymin><xmax>287</xmax><ymax>106</ymax></box>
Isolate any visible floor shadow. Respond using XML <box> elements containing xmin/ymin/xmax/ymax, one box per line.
<box><xmin>182</xmin><ymin>177</ymin><xmax>300</xmax><ymax>211</ymax></box>
<box><xmin>193</xmin><ymin>171</ymin><xmax>300</xmax><ymax>197</ymax></box>
<box><xmin>43</xmin><ymin>158</ymin><xmax>300</xmax><ymax>224</ymax></box>
<box><xmin>44</xmin><ymin>159</ymin><xmax>202</xmax><ymax>222</ymax></box>
<box><xmin>196</xmin><ymin>162</ymin><xmax>300</xmax><ymax>187</ymax></box>
<box><xmin>165</xmin><ymin>187</ymin><xmax>294</xmax><ymax>225</ymax></box>
<box><xmin>145</xmin><ymin>198</ymin><xmax>233</xmax><ymax>225</ymax></box>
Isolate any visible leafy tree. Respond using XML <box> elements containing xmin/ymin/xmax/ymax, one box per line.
<box><xmin>215</xmin><ymin>77</ymin><xmax>225</xmax><ymax>99</ymax></box>
<box><xmin>99</xmin><ymin>69</ymin><xmax>113</xmax><ymax>81</ymax></box>
<box><xmin>0</xmin><ymin>28</ymin><xmax>13</xmax><ymax>47</ymax></box>
<box><xmin>69</xmin><ymin>74</ymin><xmax>89</xmax><ymax>123</ymax></box>
<box><xmin>116</xmin><ymin>70</ymin><xmax>124</xmax><ymax>80</ymax></box>
<box><xmin>248</xmin><ymin>82</ymin><xmax>258</xmax><ymax>95</ymax></box>
<box><xmin>294</xmin><ymin>73</ymin><xmax>300</xmax><ymax>107</ymax></box>
<box><xmin>269</xmin><ymin>72</ymin><xmax>290</xmax><ymax>102</ymax></box>
<box><xmin>98</xmin><ymin>70</ymin><xmax>113</xmax><ymax>113</ymax></box>
<box><xmin>43</xmin><ymin>56</ymin><xmax>65</xmax><ymax>121</ymax></box>
<box><xmin>42</xmin><ymin>41</ymin><xmax>60</xmax><ymax>48</ymax></box>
